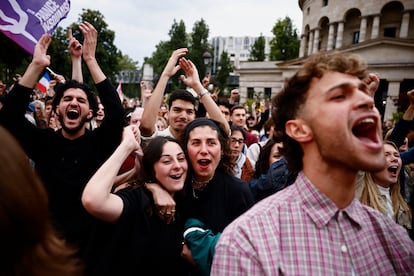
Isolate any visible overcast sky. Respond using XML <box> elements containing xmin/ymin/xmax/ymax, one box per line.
<box><xmin>60</xmin><ymin>0</ymin><xmax>303</xmax><ymax>65</ymax></box>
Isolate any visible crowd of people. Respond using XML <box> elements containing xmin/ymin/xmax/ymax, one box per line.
<box><xmin>0</xmin><ymin>22</ymin><xmax>413</xmax><ymax>275</ymax></box>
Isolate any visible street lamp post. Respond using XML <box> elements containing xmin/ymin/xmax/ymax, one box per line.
<box><xmin>203</xmin><ymin>51</ymin><xmax>212</xmax><ymax>75</ymax></box>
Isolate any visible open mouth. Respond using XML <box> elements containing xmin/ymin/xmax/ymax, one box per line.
<box><xmin>67</xmin><ymin>109</ymin><xmax>79</xmax><ymax>120</ymax></box>
<box><xmin>198</xmin><ymin>159</ymin><xmax>211</xmax><ymax>166</ymax></box>
<box><xmin>387</xmin><ymin>165</ymin><xmax>398</xmax><ymax>174</ymax></box>
<box><xmin>170</xmin><ymin>174</ymin><xmax>183</xmax><ymax>180</ymax></box>
<box><xmin>352</xmin><ymin>117</ymin><xmax>378</xmax><ymax>143</ymax></box>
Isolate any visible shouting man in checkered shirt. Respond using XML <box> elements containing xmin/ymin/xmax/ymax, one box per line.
<box><xmin>211</xmin><ymin>51</ymin><xmax>414</xmax><ymax>275</ymax></box>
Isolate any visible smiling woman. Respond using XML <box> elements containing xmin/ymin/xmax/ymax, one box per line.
<box><xmin>81</xmin><ymin>127</ymin><xmax>192</xmax><ymax>275</ymax></box>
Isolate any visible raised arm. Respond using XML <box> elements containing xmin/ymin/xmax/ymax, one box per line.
<box><xmin>82</xmin><ymin>125</ymin><xmax>142</xmax><ymax>223</ymax></box>
<box><xmin>140</xmin><ymin>48</ymin><xmax>188</xmax><ymax>137</ymax></box>
<box><xmin>179</xmin><ymin>58</ymin><xmax>231</xmax><ymax>135</ymax></box>
<box><xmin>388</xmin><ymin>89</ymin><xmax>414</xmax><ymax>147</ymax></box>
<box><xmin>79</xmin><ymin>22</ymin><xmax>106</xmax><ymax>84</ymax></box>
<box><xmin>67</xmin><ymin>28</ymin><xmax>83</xmax><ymax>82</ymax></box>
<box><xmin>140</xmin><ymin>81</ymin><xmax>153</xmax><ymax>108</ymax></box>
<box><xmin>402</xmin><ymin>89</ymin><xmax>414</xmax><ymax>121</ymax></box>
<box><xmin>19</xmin><ymin>34</ymin><xmax>51</xmax><ymax>88</ymax></box>
<box><xmin>363</xmin><ymin>72</ymin><xmax>380</xmax><ymax>97</ymax></box>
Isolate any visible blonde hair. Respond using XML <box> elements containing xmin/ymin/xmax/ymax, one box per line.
<box><xmin>359</xmin><ymin>141</ymin><xmax>412</xmax><ymax>225</ymax></box>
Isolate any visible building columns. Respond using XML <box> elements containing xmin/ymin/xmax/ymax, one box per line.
<box><xmin>307</xmin><ymin>31</ymin><xmax>314</xmax><ymax>56</ymax></box>
<box><xmin>336</xmin><ymin>21</ymin><xmax>344</xmax><ymax>48</ymax></box>
<box><xmin>384</xmin><ymin>81</ymin><xmax>401</xmax><ymax>121</ymax></box>
<box><xmin>359</xmin><ymin>16</ymin><xmax>367</xmax><ymax>42</ymax></box>
<box><xmin>371</xmin><ymin>15</ymin><xmax>380</xmax><ymax>39</ymax></box>
<box><xmin>299</xmin><ymin>34</ymin><xmax>307</xmax><ymax>57</ymax></box>
<box><xmin>327</xmin><ymin>23</ymin><xmax>335</xmax><ymax>50</ymax></box>
<box><xmin>400</xmin><ymin>11</ymin><xmax>411</xmax><ymax>38</ymax></box>
<box><xmin>312</xmin><ymin>28</ymin><xmax>320</xmax><ymax>53</ymax></box>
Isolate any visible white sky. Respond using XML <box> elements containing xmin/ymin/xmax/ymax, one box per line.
<box><xmin>60</xmin><ymin>0</ymin><xmax>303</xmax><ymax>65</ymax></box>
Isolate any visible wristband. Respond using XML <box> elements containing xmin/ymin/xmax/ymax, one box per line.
<box><xmin>199</xmin><ymin>88</ymin><xmax>210</xmax><ymax>100</ymax></box>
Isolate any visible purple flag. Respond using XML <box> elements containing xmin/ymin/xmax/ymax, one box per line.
<box><xmin>0</xmin><ymin>0</ymin><xmax>71</xmax><ymax>54</ymax></box>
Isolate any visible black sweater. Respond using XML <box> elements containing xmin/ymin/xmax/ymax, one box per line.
<box><xmin>0</xmin><ymin>79</ymin><xmax>124</xmax><ymax>253</ymax></box>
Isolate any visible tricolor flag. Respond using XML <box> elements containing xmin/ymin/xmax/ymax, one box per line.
<box><xmin>116</xmin><ymin>81</ymin><xmax>123</xmax><ymax>100</ymax></box>
<box><xmin>36</xmin><ymin>71</ymin><xmax>50</xmax><ymax>93</ymax></box>
<box><xmin>0</xmin><ymin>0</ymin><xmax>71</xmax><ymax>54</ymax></box>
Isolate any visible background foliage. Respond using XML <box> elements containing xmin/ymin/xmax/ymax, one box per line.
<box><xmin>0</xmin><ymin>11</ymin><xmax>299</xmax><ymax>99</ymax></box>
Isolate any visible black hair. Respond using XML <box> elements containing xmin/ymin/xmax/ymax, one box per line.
<box><xmin>217</xmin><ymin>99</ymin><xmax>231</xmax><ymax>110</ymax></box>
<box><xmin>142</xmin><ymin>136</ymin><xmax>185</xmax><ymax>182</ymax></box>
<box><xmin>182</xmin><ymin>118</ymin><xmax>235</xmax><ymax>176</ymax></box>
<box><xmin>254</xmin><ymin>138</ymin><xmax>279</xmax><ymax>178</ymax></box>
<box><xmin>230</xmin><ymin>125</ymin><xmax>246</xmax><ymax>141</ymax></box>
<box><xmin>168</xmin><ymin>89</ymin><xmax>196</xmax><ymax>110</ymax></box>
<box><xmin>52</xmin><ymin>80</ymin><xmax>98</xmax><ymax>116</ymax></box>
<box><xmin>140</xmin><ymin>135</ymin><xmax>188</xmax><ymax>211</ymax></box>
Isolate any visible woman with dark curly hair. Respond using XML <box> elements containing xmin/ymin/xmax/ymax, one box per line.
<box><xmin>179</xmin><ymin>118</ymin><xmax>254</xmax><ymax>275</ymax></box>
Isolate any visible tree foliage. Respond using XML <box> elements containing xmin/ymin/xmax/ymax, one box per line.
<box><xmin>0</xmin><ymin>32</ymin><xmax>31</xmax><ymax>83</ymax></box>
<box><xmin>188</xmin><ymin>19</ymin><xmax>210</xmax><ymax>79</ymax></box>
<box><xmin>117</xmin><ymin>54</ymin><xmax>138</xmax><ymax>71</ymax></box>
<box><xmin>270</xmin><ymin>16</ymin><xmax>300</xmax><ymax>61</ymax></box>
<box><xmin>48</xmin><ymin>26</ymin><xmax>73</xmax><ymax>79</ymax></box>
<box><xmin>215</xmin><ymin>51</ymin><xmax>233</xmax><ymax>91</ymax></box>
<box><xmin>67</xmin><ymin>9</ymin><xmax>122</xmax><ymax>86</ymax></box>
<box><xmin>169</xmin><ymin>19</ymin><xmax>188</xmax><ymax>50</ymax></box>
<box><xmin>167</xmin><ymin>19</ymin><xmax>188</xmax><ymax>89</ymax></box>
<box><xmin>249</xmin><ymin>34</ymin><xmax>266</xmax><ymax>61</ymax></box>
<box><xmin>146</xmin><ymin>18</ymin><xmax>211</xmax><ymax>91</ymax></box>
<box><xmin>145</xmin><ymin>19</ymin><xmax>188</xmax><ymax>90</ymax></box>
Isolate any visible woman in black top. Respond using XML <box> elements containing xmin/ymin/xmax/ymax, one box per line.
<box><xmin>82</xmin><ymin>126</ymin><xmax>190</xmax><ymax>275</ymax></box>
<box><xmin>180</xmin><ymin>118</ymin><xmax>254</xmax><ymax>275</ymax></box>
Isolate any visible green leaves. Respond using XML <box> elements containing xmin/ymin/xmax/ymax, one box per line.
<box><xmin>270</xmin><ymin>16</ymin><xmax>300</xmax><ymax>61</ymax></box>
<box><xmin>249</xmin><ymin>34</ymin><xmax>266</xmax><ymax>61</ymax></box>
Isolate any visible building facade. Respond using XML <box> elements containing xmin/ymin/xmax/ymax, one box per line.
<box><xmin>210</xmin><ymin>36</ymin><xmax>272</xmax><ymax>75</ymax></box>
<box><xmin>237</xmin><ymin>0</ymin><xmax>414</xmax><ymax>121</ymax></box>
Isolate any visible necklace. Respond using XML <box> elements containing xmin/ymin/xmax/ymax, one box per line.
<box><xmin>191</xmin><ymin>175</ymin><xmax>213</xmax><ymax>199</ymax></box>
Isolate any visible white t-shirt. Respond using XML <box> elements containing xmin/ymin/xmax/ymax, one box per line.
<box><xmin>140</xmin><ymin>126</ymin><xmax>175</xmax><ymax>148</ymax></box>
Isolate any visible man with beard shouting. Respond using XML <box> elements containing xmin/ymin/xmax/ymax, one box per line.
<box><xmin>0</xmin><ymin>22</ymin><xmax>124</xmax><ymax>260</ymax></box>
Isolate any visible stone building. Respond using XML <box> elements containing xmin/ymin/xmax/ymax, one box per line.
<box><xmin>238</xmin><ymin>0</ymin><xmax>414</xmax><ymax>121</ymax></box>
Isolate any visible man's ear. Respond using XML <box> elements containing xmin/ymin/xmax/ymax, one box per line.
<box><xmin>87</xmin><ymin>110</ymin><xmax>93</xmax><ymax>120</ymax></box>
<box><xmin>55</xmin><ymin>106</ymin><xmax>60</xmax><ymax>115</ymax></box>
<box><xmin>285</xmin><ymin>119</ymin><xmax>312</xmax><ymax>142</ymax></box>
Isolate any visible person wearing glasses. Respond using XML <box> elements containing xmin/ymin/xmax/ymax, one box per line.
<box><xmin>230</xmin><ymin>125</ymin><xmax>254</xmax><ymax>182</ymax></box>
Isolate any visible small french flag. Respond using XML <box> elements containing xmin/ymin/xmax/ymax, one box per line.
<box><xmin>116</xmin><ymin>81</ymin><xmax>123</xmax><ymax>100</ymax></box>
<box><xmin>36</xmin><ymin>72</ymin><xmax>51</xmax><ymax>94</ymax></box>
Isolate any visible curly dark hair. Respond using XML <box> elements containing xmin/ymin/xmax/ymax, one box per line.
<box><xmin>272</xmin><ymin>51</ymin><xmax>368</xmax><ymax>172</ymax></box>
<box><xmin>52</xmin><ymin>80</ymin><xmax>98</xmax><ymax>117</ymax></box>
<box><xmin>182</xmin><ymin>118</ymin><xmax>235</xmax><ymax>176</ymax></box>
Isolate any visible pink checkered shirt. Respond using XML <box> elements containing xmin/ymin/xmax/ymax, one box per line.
<box><xmin>211</xmin><ymin>172</ymin><xmax>414</xmax><ymax>275</ymax></box>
